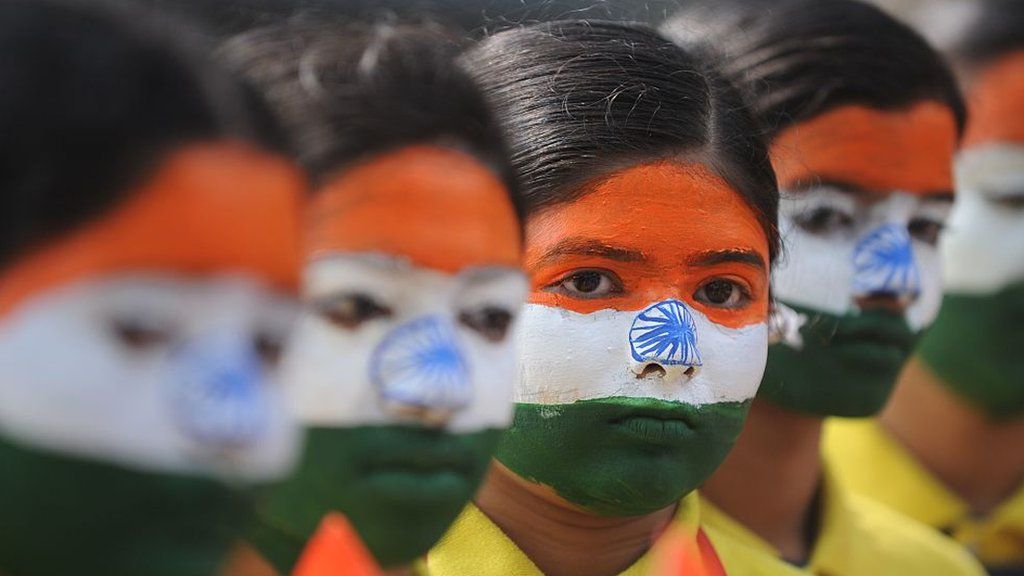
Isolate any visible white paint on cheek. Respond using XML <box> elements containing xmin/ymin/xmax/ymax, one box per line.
<box><xmin>283</xmin><ymin>254</ymin><xmax>526</xmax><ymax>433</ymax></box>
<box><xmin>514</xmin><ymin>302</ymin><xmax>767</xmax><ymax>406</ymax></box>
<box><xmin>0</xmin><ymin>276</ymin><xmax>301</xmax><ymax>481</ymax></box>
<box><xmin>945</xmin><ymin>145</ymin><xmax>1024</xmax><ymax>295</ymax></box>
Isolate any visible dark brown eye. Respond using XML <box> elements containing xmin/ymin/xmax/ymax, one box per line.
<box><xmin>110</xmin><ymin>316</ymin><xmax>173</xmax><ymax>351</ymax></box>
<box><xmin>548</xmin><ymin>269</ymin><xmax>622</xmax><ymax>299</ymax></box>
<box><xmin>315</xmin><ymin>293</ymin><xmax>392</xmax><ymax>329</ymax></box>
<box><xmin>253</xmin><ymin>331</ymin><xmax>285</xmax><ymax>366</ymax></box>
<box><xmin>694</xmin><ymin>280</ymin><xmax>748</xmax><ymax>309</ymax></box>
<box><xmin>459</xmin><ymin>307</ymin><xmax>514</xmax><ymax>343</ymax></box>
<box><xmin>795</xmin><ymin>206</ymin><xmax>854</xmax><ymax>235</ymax></box>
<box><xmin>908</xmin><ymin>218</ymin><xmax>945</xmax><ymax>246</ymax></box>
<box><xmin>993</xmin><ymin>194</ymin><xmax>1024</xmax><ymax>210</ymax></box>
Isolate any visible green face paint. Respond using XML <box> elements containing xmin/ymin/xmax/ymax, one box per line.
<box><xmin>496</xmin><ymin>397</ymin><xmax>750</xmax><ymax>517</ymax></box>
<box><xmin>0</xmin><ymin>437</ymin><xmax>247</xmax><ymax>576</ymax></box>
<box><xmin>917</xmin><ymin>283</ymin><xmax>1024</xmax><ymax>419</ymax></box>
<box><xmin>759</xmin><ymin>302</ymin><xmax>919</xmax><ymax>417</ymax></box>
<box><xmin>250</xmin><ymin>425</ymin><xmax>502</xmax><ymax>570</ymax></box>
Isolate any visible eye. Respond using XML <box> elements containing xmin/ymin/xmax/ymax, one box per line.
<box><xmin>545</xmin><ymin>269</ymin><xmax>623</xmax><ymax>299</ymax></box>
<box><xmin>693</xmin><ymin>279</ymin><xmax>750</xmax><ymax>309</ymax></box>
<box><xmin>253</xmin><ymin>330</ymin><xmax>286</xmax><ymax>367</ymax></box>
<box><xmin>459</xmin><ymin>306</ymin><xmax>515</xmax><ymax>343</ymax></box>
<box><xmin>990</xmin><ymin>194</ymin><xmax>1024</xmax><ymax>210</ymax></box>
<box><xmin>908</xmin><ymin>217</ymin><xmax>945</xmax><ymax>246</ymax></box>
<box><xmin>109</xmin><ymin>315</ymin><xmax>175</xmax><ymax>351</ymax></box>
<box><xmin>794</xmin><ymin>206</ymin><xmax>855</xmax><ymax>235</ymax></box>
<box><xmin>314</xmin><ymin>293</ymin><xmax>392</xmax><ymax>329</ymax></box>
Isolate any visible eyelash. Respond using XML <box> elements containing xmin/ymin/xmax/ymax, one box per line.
<box><xmin>544</xmin><ymin>269</ymin><xmax>624</xmax><ymax>299</ymax></box>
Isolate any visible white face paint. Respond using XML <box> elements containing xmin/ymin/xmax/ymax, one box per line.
<box><xmin>283</xmin><ymin>253</ymin><xmax>528</xmax><ymax>433</ymax></box>
<box><xmin>772</xmin><ymin>187</ymin><xmax>952</xmax><ymax>330</ymax></box>
<box><xmin>515</xmin><ymin>300</ymin><xmax>767</xmax><ymax>406</ymax></box>
<box><xmin>0</xmin><ymin>275</ymin><xmax>300</xmax><ymax>481</ymax></box>
<box><xmin>945</xmin><ymin>145</ymin><xmax>1024</xmax><ymax>295</ymax></box>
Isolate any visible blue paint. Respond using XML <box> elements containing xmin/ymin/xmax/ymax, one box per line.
<box><xmin>629</xmin><ymin>299</ymin><xmax>702</xmax><ymax>366</ymax></box>
<box><xmin>852</xmin><ymin>223</ymin><xmax>920</xmax><ymax>297</ymax></box>
<box><xmin>370</xmin><ymin>316</ymin><xmax>471</xmax><ymax>411</ymax></box>
<box><xmin>164</xmin><ymin>332</ymin><xmax>270</xmax><ymax>449</ymax></box>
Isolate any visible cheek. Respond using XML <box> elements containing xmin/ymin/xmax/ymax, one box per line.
<box><xmin>942</xmin><ymin>192</ymin><xmax>1024</xmax><ymax>294</ymax></box>
<box><xmin>907</xmin><ymin>243</ymin><xmax>943</xmax><ymax>331</ymax></box>
<box><xmin>450</xmin><ymin>332</ymin><xmax>516</xmax><ymax>431</ymax></box>
<box><xmin>772</xmin><ymin>220</ymin><xmax>857</xmax><ymax>315</ymax></box>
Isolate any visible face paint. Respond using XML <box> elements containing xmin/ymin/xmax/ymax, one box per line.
<box><xmin>499</xmin><ymin>161</ymin><xmax>770</xmax><ymax>517</ymax></box>
<box><xmin>763</xmin><ymin>104</ymin><xmax>959</xmax><ymax>417</ymax></box>
<box><xmin>0</xmin><ymin>143</ymin><xmax>305</xmax><ymax>576</ymax></box>
<box><xmin>919</xmin><ymin>54</ymin><xmax>1024</xmax><ymax>417</ymax></box>
<box><xmin>253</xmin><ymin>146</ymin><xmax>526</xmax><ymax>570</ymax></box>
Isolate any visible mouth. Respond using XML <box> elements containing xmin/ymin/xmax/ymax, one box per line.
<box><xmin>832</xmin><ymin>311</ymin><xmax>914</xmax><ymax>353</ymax></box>
<box><xmin>607</xmin><ymin>402</ymin><xmax>698</xmax><ymax>446</ymax></box>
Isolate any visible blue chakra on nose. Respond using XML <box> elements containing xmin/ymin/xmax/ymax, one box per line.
<box><xmin>852</xmin><ymin>223</ymin><xmax>921</xmax><ymax>297</ymax></box>
<box><xmin>370</xmin><ymin>316</ymin><xmax>471</xmax><ymax>411</ymax></box>
<box><xmin>629</xmin><ymin>299</ymin><xmax>703</xmax><ymax>366</ymax></box>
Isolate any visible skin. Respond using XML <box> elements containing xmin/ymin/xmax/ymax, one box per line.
<box><xmin>0</xmin><ymin>143</ymin><xmax>304</xmax><ymax>576</ymax></box>
<box><xmin>251</xmin><ymin>145</ymin><xmax>524</xmax><ymax>571</ymax></box>
<box><xmin>702</xmin><ymin>102</ymin><xmax>959</xmax><ymax>562</ymax></box>
<box><xmin>479</xmin><ymin>159</ymin><xmax>772</xmax><ymax>576</ymax></box>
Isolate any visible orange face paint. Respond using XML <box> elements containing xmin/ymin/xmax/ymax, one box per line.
<box><xmin>771</xmin><ymin>103</ymin><xmax>958</xmax><ymax>195</ymax></box>
<box><xmin>526</xmin><ymin>161</ymin><xmax>770</xmax><ymax>329</ymax></box>
<box><xmin>0</xmin><ymin>142</ymin><xmax>305</xmax><ymax>318</ymax></box>
<box><xmin>963</xmin><ymin>51</ymin><xmax>1024</xmax><ymax>149</ymax></box>
<box><xmin>306</xmin><ymin>146</ymin><xmax>520</xmax><ymax>274</ymax></box>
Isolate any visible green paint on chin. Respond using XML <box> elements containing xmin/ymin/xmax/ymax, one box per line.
<box><xmin>759</xmin><ymin>302</ymin><xmax>918</xmax><ymax>417</ymax></box>
<box><xmin>0</xmin><ymin>437</ymin><xmax>247</xmax><ymax>576</ymax></box>
<box><xmin>918</xmin><ymin>283</ymin><xmax>1024</xmax><ymax>419</ymax></box>
<box><xmin>496</xmin><ymin>397</ymin><xmax>750</xmax><ymax>517</ymax></box>
<box><xmin>250</xmin><ymin>425</ymin><xmax>502</xmax><ymax>571</ymax></box>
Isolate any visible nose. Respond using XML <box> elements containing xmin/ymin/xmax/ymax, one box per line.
<box><xmin>164</xmin><ymin>331</ymin><xmax>271</xmax><ymax>451</ymax></box>
<box><xmin>370</xmin><ymin>315</ymin><xmax>471</xmax><ymax>427</ymax></box>
<box><xmin>852</xmin><ymin>223</ymin><xmax>921</xmax><ymax>312</ymax></box>
<box><xmin>628</xmin><ymin>299</ymin><xmax>702</xmax><ymax>381</ymax></box>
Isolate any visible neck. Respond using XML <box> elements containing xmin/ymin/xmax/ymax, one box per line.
<box><xmin>475</xmin><ymin>462</ymin><xmax>676</xmax><ymax>576</ymax></box>
<box><xmin>701</xmin><ymin>399</ymin><xmax>822</xmax><ymax>563</ymax></box>
<box><xmin>881</xmin><ymin>357</ymin><xmax>1024</xmax><ymax>514</ymax></box>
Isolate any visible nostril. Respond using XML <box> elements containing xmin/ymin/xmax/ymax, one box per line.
<box><xmin>856</xmin><ymin>291</ymin><xmax>912</xmax><ymax>312</ymax></box>
<box><xmin>637</xmin><ymin>363</ymin><xmax>667</xmax><ymax>379</ymax></box>
<box><xmin>684</xmin><ymin>366</ymin><xmax>696</xmax><ymax>378</ymax></box>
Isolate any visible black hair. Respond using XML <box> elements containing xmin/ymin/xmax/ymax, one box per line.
<box><xmin>0</xmin><ymin>0</ymin><xmax>282</xmax><ymax>269</ymax></box>
<box><xmin>952</xmin><ymin>0</ymin><xmax>1024</xmax><ymax>66</ymax></box>
<box><xmin>462</xmin><ymin>20</ymin><xmax>780</xmax><ymax>262</ymax></box>
<box><xmin>661</xmin><ymin>0</ymin><xmax>966</xmax><ymax>140</ymax></box>
<box><xmin>220</xmin><ymin>18</ymin><xmax>523</xmax><ymax>222</ymax></box>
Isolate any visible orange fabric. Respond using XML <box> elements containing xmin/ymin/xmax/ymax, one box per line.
<box><xmin>963</xmin><ymin>51</ymin><xmax>1024</xmax><ymax>148</ymax></box>
<box><xmin>306</xmin><ymin>146</ymin><xmax>520</xmax><ymax>274</ymax></box>
<box><xmin>526</xmin><ymin>161</ymin><xmax>770</xmax><ymax>329</ymax></box>
<box><xmin>292</xmin><ymin>513</ymin><xmax>382</xmax><ymax>576</ymax></box>
<box><xmin>651</xmin><ymin>526</ymin><xmax>729</xmax><ymax>576</ymax></box>
<box><xmin>0</xmin><ymin>142</ymin><xmax>304</xmax><ymax>318</ymax></box>
<box><xmin>771</xmin><ymin>103</ymin><xmax>958</xmax><ymax>195</ymax></box>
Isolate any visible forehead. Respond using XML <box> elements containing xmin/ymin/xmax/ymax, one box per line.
<box><xmin>526</xmin><ymin>161</ymin><xmax>768</xmax><ymax>263</ymax></box>
<box><xmin>964</xmin><ymin>51</ymin><xmax>1024</xmax><ymax>149</ymax></box>
<box><xmin>305</xmin><ymin>146</ymin><xmax>521</xmax><ymax>274</ymax></box>
<box><xmin>771</xmin><ymin>103</ymin><xmax>958</xmax><ymax>196</ymax></box>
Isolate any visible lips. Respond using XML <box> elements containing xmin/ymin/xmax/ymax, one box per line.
<box><xmin>604</xmin><ymin>399</ymin><xmax>700</xmax><ymax>446</ymax></box>
<box><xmin>830</xmin><ymin>310</ymin><xmax>915</xmax><ymax>353</ymax></box>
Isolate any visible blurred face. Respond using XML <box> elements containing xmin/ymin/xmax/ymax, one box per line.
<box><xmin>919</xmin><ymin>52</ymin><xmax>1024</xmax><ymax>418</ymax></box>
<box><xmin>500</xmin><ymin>161</ymin><xmax>771</xmax><ymax>516</ymax></box>
<box><xmin>267</xmin><ymin>146</ymin><xmax>525</xmax><ymax>568</ymax></box>
<box><xmin>0</xmin><ymin>143</ymin><xmax>304</xmax><ymax>576</ymax></box>
<box><xmin>763</xmin><ymin>102</ymin><xmax>958</xmax><ymax>416</ymax></box>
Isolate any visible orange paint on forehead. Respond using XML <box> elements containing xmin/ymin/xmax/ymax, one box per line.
<box><xmin>0</xmin><ymin>142</ymin><xmax>305</xmax><ymax>318</ymax></box>
<box><xmin>305</xmin><ymin>146</ymin><xmax>521</xmax><ymax>274</ymax></box>
<box><xmin>963</xmin><ymin>51</ymin><xmax>1024</xmax><ymax>148</ymax></box>
<box><xmin>526</xmin><ymin>161</ymin><xmax>770</xmax><ymax>329</ymax></box>
<box><xmin>771</xmin><ymin>103</ymin><xmax>958</xmax><ymax>195</ymax></box>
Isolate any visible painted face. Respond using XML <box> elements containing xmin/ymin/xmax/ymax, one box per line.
<box><xmin>498</xmin><ymin>161</ymin><xmax>770</xmax><ymax>517</ymax></box>
<box><xmin>762</xmin><ymin>103</ymin><xmax>959</xmax><ymax>417</ymax></box>
<box><xmin>919</xmin><ymin>52</ymin><xmax>1024</xmax><ymax>418</ymax></box>
<box><xmin>260</xmin><ymin>146</ymin><xmax>526</xmax><ymax>569</ymax></box>
<box><xmin>0</xmin><ymin>143</ymin><xmax>304</xmax><ymax>576</ymax></box>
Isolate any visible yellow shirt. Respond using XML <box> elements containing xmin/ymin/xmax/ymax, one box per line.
<box><xmin>825</xmin><ymin>418</ymin><xmax>1024</xmax><ymax>570</ymax></box>
<box><xmin>701</xmin><ymin>466</ymin><xmax>985</xmax><ymax>576</ymax></box>
<box><xmin>424</xmin><ymin>492</ymin><xmax>702</xmax><ymax>575</ymax></box>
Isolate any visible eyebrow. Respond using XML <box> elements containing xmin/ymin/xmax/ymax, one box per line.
<box><xmin>787</xmin><ymin>178</ymin><xmax>954</xmax><ymax>202</ymax></box>
<box><xmin>534</xmin><ymin>237</ymin><xmax>645</xmax><ymax>267</ymax></box>
<box><xmin>686</xmin><ymin>249</ymin><xmax>766</xmax><ymax>271</ymax></box>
